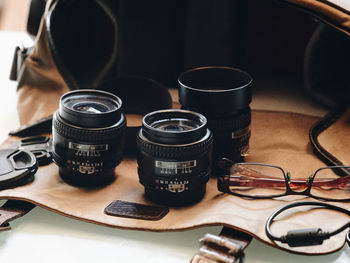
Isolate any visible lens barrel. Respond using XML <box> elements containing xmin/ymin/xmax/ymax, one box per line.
<box><xmin>137</xmin><ymin>109</ymin><xmax>213</xmax><ymax>206</ymax></box>
<box><xmin>178</xmin><ymin>66</ymin><xmax>252</xmax><ymax>169</ymax></box>
<box><xmin>52</xmin><ymin>90</ymin><xmax>126</xmax><ymax>186</ymax></box>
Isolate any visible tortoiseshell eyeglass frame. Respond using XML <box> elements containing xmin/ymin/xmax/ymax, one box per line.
<box><xmin>217</xmin><ymin>158</ymin><xmax>350</xmax><ymax>202</ymax></box>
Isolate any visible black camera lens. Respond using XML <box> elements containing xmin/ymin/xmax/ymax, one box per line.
<box><xmin>52</xmin><ymin>90</ymin><xmax>126</xmax><ymax>186</ymax></box>
<box><xmin>137</xmin><ymin>109</ymin><xmax>213</xmax><ymax>206</ymax></box>
<box><xmin>178</xmin><ymin>66</ymin><xmax>252</xmax><ymax>170</ymax></box>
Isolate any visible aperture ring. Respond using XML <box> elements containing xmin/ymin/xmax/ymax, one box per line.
<box><xmin>138</xmin><ymin>169</ymin><xmax>210</xmax><ymax>191</ymax></box>
<box><xmin>53</xmin><ymin>112</ymin><xmax>126</xmax><ymax>141</ymax></box>
<box><xmin>137</xmin><ymin>131</ymin><xmax>213</xmax><ymax>158</ymax></box>
<box><xmin>52</xmin><ymin>150</ymin><xmax>123</xmax><ymax>169</ymax></box>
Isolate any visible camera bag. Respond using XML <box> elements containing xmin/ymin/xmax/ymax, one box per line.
<box><xmin>2</xmin><ymin>0</ymin><xmax>350</xmax><ymax>256</ymax></box>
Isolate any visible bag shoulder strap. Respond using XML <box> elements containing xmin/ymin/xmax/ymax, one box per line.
<box><xmin>0</xmin><ymin>200</ymin><xmax>35</xmax><ymax>231</ymax></box>
<box><xmin>309</xmin><ymin>104</ymin><xmax>350</xmax><ymax>176</ymax></box>
<box><xmin>191</xmin><ymin>227</ymin><xmax>252</xmax><ymax>263</ymax></box>
<box><xmin>280</xmin><ymin>0</ymin><xmax>350</xmax><ymax>36</ymax></box>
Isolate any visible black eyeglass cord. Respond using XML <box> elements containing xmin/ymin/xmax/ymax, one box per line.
<box><xmin>266</xmin><ymin>201</ymin><xmax>350</xmax><ymax>247</ymax></box>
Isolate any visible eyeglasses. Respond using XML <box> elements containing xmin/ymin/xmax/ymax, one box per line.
<box><xmin>217</xmin><ymin>159</ymin><xmax>350</xmax><ymax>201</ymax></box>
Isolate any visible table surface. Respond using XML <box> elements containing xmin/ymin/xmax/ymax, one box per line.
<box><xmin>0</xmin><ymin>31</ymin><xmax>349</xmax><ymax>263</ymax></box>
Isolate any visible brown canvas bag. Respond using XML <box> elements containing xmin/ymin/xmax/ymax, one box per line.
<box><xmin>1</xmin><ymin>0</ymin><xmax>350</xmax><ymax>257</ymax></box>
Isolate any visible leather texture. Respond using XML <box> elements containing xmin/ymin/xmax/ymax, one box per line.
<box><xmin>280</xmin><ymin>0</ymin><xmax>350</xmax><ymax>36</ymax></box>
<box><xmin>0</xmin><ymin>200</ymin><xmax>35</xmax><ymax>231</ymax></box>
<box><xmin>104</xmin><ymin>200</ymin><xmax>169</xmax><ymax>221</ymax></box>
<box><xmin>191</xmin><ymin>227</ymin><xmax>252</xmax><ymax>263</ymax></box>
<box><xmin>5</xmin><ymin>0</ymin><xmax>350</xmax><ymax>256</ymax></box>
<box><xmin>1</xmin><ymin>110</ymin><xmax>349</xmax><ymax>255</ymax></box>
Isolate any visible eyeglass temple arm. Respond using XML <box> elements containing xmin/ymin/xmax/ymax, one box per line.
<box><xmin>310</xmin><ymin>175</ymin><xmax>350</xmax><ymax>188</ymax></box>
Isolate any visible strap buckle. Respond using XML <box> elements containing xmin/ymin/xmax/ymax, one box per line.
<box><xmin>191</xmin><ymin>233</ymin><xmax>246</xmax><ymax>263</ymax></box>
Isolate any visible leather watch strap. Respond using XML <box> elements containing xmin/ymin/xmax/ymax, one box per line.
<box><xmin>191</xmin><ymin>227</ymin><xmax>252</xmax><ymax>263</ymax></box>
<box><xmin>0</xmin><ymin>200</ymin><xmax>35</xmax><ymax>231</ymax></box>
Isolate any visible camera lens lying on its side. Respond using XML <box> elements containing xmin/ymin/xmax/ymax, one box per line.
<box><xmin>52</xmin><ymin>90</ymin><xmax>126</xmax><ymax>186</ymax></box>
<box><xmin>137</xmin><ymin>109</ymin><xmax>213</xmax><ymax>206</ymax></box>
<box><xmin>178</xmin><ymin>66</ymin><xmax>252</xmax><ymax>172</ymax></box>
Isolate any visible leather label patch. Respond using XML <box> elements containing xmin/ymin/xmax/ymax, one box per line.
<box><xmin>104</xmin><ymin>200</ymin><xmax>169</xmax><ymax>221</ymax></box>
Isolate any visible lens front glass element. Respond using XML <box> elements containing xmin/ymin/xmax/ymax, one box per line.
<box><xmin>63</xmin><ymin>94</ymin><xmax>119</xmax><ymax>114</ymax></box>
<box><xmin>73</xmin><ymin>102</ymin><xmax>110</xmax><ymax>113</ymax></box>
<box><xmin>228</xmin><ymin>164</ymin><xmax>287</xmax><ymax>197</ymax></box>
<box><xmin>142</xmin><ymin>110</ymin><xmax>207</xmax><ymax>145</ymax></box>
<box><xmin>59</xmin><ymin>90</ymin><xmax>123</xmax><ymax>128</ymax></box>
<box><xmin>151</xmin><ymin>118</ymin><xmax>200</xmax><ymax>132</ymax></box>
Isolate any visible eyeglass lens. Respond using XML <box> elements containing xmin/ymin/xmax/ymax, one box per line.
<box><xmin>310</xmin><ymin>167</ymin><xmax>350</xmax><ymax>201</ymax></box>
<box><xmin>227</xmin><ymin>164</ymin><xmax>287</xmax><ymax>197</ymax></box>
<box><xmin>225</xmin><ymin>164</ymin><xmax>350</xmax><ymax>201</ymax></box>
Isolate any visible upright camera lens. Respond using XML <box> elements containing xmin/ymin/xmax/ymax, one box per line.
<box><xmin>178</xmin><ymin>66</ymin><xmax>252</xmax><ymax>171</ymax></box>
<box><xmin>52</xmin><ymin>90</ymin><xmax>126</xmax><ymax>186</ymax></box>
<box><xmin>137</xmin><ymin>109</ymin><xmax>213</xmax><ymax>206</ymax></box>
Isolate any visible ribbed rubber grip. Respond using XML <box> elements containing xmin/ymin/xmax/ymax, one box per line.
<box><xmin>136</xmin><ymin>131</ymin><xmax>213</xmax><ymax>159</ymax></box>
<box><xmin>53</xmin><ymin>113</ymin><xmax>126</xmax><ymax>141</ymax></box>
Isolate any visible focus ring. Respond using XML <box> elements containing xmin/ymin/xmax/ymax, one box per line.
<box><xmin>53</xmin><ymin>113</ymin><xmax>126</xmax><ymax>141</ymax></box>
<box><xmin>137</xmin><ymin>131</ymin><xmax>213</xmax><ymax>158</ymax></box>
